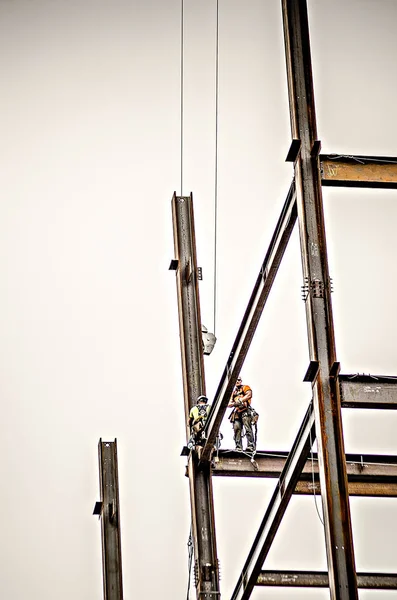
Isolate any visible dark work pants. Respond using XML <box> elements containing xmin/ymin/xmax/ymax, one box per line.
<box><xmin>233</xmin><ymin>413</ymin><xmax>255</xmax><ymax>450</ymax></box>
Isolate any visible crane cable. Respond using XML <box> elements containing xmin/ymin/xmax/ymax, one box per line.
<box><xmin>180</xmin><ymin>0</ymin><xmax>184</xmax><ymax>196</ymax></box>
<box><xmin>181</xmin><ymin>0</ymin><xmax>219</xmax><ymax>335</ymax></box>
<box><xmin>213</xmin><ymin>0</ymin><xmax>219</xmax><ymax>337</ymax></box>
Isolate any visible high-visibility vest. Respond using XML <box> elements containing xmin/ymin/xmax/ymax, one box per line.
<box><xmin>189</xmin><ymin>404</ymin><xmax>210</xmax><ymax>424</ymax></box>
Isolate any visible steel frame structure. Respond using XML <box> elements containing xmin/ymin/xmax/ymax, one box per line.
<box><xmin>170</xmin><ymin>1</ymin><xmax>397</xmax><ymax>598</ymax></box>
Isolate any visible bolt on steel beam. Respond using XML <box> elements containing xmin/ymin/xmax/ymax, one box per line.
<box><xmin>201</xmin><ymin>181</ymin><xmax>297</xmax><ymax>462</ymax></box>
<box><xmin>282</xmin><ymin>1</ymin><xmax>358</xmax><ymax>598</ymax></box>
<box><xmin>257</xmin><ymin>571</ymin><xmax>397</xmax><ymax>589</ymax></box>
<box><xmin>230</xmin><ymin>403</ymin><xmax>315</xmax><ymax>600</ymax></box>
<box><xmin>171</xmin><ymin>193</ymin><xmax>220</xmax><ymax>599</ymax></box>
<box><xmin>95</xmin><ymin>439</ymin><xmax>124</xmax><ymax>600</ymax></box>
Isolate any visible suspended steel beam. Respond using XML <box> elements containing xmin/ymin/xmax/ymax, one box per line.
<box><xmin>340</xmin><ymin>374</ymin><xmax>397</xmax><ymax>409</ymax></box>
<box><xmin>200</xmin><ymin>181</ymin><xmax>297</xmax><ymax>462</ymax></box>
<box><xmin>320</xmin><ymin>154</ymin><xmax>397</xmax><ymax>188</ymax></box>
<box><xmin>282</xmin><ymin>1</ymin><xmax>358</xmax><ymax>598</ymax></box>
<box><xmin>230</xmin><ymin>403</ymin><xmax>315</xmax><ymax>600</ymax></box>
<box><xmin>212</xmin><ymin>450</ymin><xmax>397</xmax><ymax>496</ymax></box>
<box><xmin>95</xmin><ymin>439</ymin><xmax>124</xmax><ymax>600</ymax></box>
<box><xmin>257</xmin><ymin>571</ymin><xmax>397</xmax><ymax>589</ymax></box>
<box><xmin>171</xmin><ymin>193</ymin><xmax>220</xmax><ymax>599</ymax></box>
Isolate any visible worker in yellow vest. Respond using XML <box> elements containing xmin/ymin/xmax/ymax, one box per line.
<box><xmin>188</xmin><ymin>395</ymin><xmax>211</xmax><ymax>447</ymax></box>
<box><xmin>228</xmin><ymin>377</ymin><xmax>256</xmax><ymax>453</ymax></box>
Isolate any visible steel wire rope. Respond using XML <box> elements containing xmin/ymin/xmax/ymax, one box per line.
<box><xmin>309</xmin><ymin>428</ymin><xmax>324</xmax><ymax>526</ymax></box>
<box><xmin>186</xmin><ymin>526</ymin><xmax>194</xmax><ymax>600</ymax></box>
<box><xmin>180</xmin><ymin>0</ymin><xmax>184</xmax><ymax>196</ymax></box>
<box><xmin>213</xmin><ymin>0</ymin><xmax>219</xmax><ymax>336</ymax></box>
<box><xmin>327</xmin><ymin>154</ymin><xmax>397</xmax><ymax>164</ymax></box>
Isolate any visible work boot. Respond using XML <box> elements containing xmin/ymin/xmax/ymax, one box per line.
<box><xmin>236</xmin><ymin>446</ymin><xmax>243</xmax><ymax>452</ymax></box>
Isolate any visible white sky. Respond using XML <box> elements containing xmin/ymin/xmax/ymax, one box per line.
<box><xmin>1</xmin><ymin>1</ymin><xmax>397</xmax><ymax>599</ymax></box>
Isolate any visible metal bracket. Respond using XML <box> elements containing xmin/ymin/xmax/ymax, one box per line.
<box><xmin>329</xmin><ymin>362</ymin><xmax>341</xmax><ymax>379</ymax></box>
<box><xmin>304</xmin><ymin>361</ymin><xmax>320</xmax><ymax>383</ymax></box>
<box><xmin>285</xmin><ymin>139</ymin><xmax>301</xmax><ymax>163</ymax></box>
<box><xmin>93</xmin><ymin>501</ymin><xmax>103</xmax><ymax>517</ymax></box>
<box><xmin>301</xmin><ymin>277</ymin><xmax>333</xmax><ymax>301</ymax></box>
<box><xmin>311</xmin><ymin>140</ymin><xmax>322</xmax><ymax>157</ymax></box>
<box><xmin>169</xmin><ymin>259</ymin><xmax>179</xmax><ymax>271</ymax></box>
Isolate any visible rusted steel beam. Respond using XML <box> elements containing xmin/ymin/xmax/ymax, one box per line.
<box><xmin>212</xmin><ymin>450</ymin><xmax>397</xmax><ymax>496</ymax></box>
<box><xmin>340</xmin><ymin>374</ymin><xmax>397</xmax><ymax>409</ymax></box>
<box><xmin>257</xmin><ymin>571</ymin><xmax>397</xmax><ymax>589</ymax></box>
<box><xmin>282</xmin><ymin>1</ymin><xmax>358</xmax><ymax>598</ymax></box>
<box><xmin>96</xmin><ymin>439</ymin><xmax>124</xmax><ymax>600</ymax></box>
<box><xmin>171</xmin><ymin>193</ymin><xmax>220</xmax><ymax>599</ymax></box>
<box><xmin>201</xmin><ymin>181</ymin><xmax>297</xmax><ymax>462</ymax></box>
<box><xmin>295</xmin><ymin>480</ymin><xmax>397</xmax><ymax>497</ymax></box>
<box><xmin>320</xmin><ymin>154</ymin><xmax>397</xmax><ymax>188</ymax></box>
<box><xmin>230</xmin><ymin>404</ymin><xmax>315</xmax><ymax>600</ymax></box>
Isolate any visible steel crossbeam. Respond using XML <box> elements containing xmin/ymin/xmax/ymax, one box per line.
<box><xmin>212</xmin><ymin>450</ymin><xmax>397</xmax><ymax>496</ymax></box>
<box><xmin>320</xmin><ymin>154</ymin><xmax>397</xmax><ymax>188</ymax></box>
<box><xmin>200</xmin><ymin>181</ymin><xmax>297</xmax><ymax>462</ymax></box>
<box><xmin>257</xmin><ymin>571</ymin><xmax>397</xmax><ymax>589</ymax></box>
<box><xmin>229</xmin><ymin>403</ymin><xmax>315</xmax><ymax>600</ymax></box>
<box><xmin>340</xmin><ymin>374</ymin><xmax>397</xmax><ymax>409</ymax></box>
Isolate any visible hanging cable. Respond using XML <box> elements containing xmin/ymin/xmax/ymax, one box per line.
<box><xmin>309</xmin><ymin>428</ymin><xmax>324</xmax><ymax>526</ymax></box>
<box><xmin>186</xmin><ymin>526</ymin><xmax>194</xmax><ymax>600</ymax></box>
<box><xmin>213</xmin><ymin>0</ymin><xmax>219</xmax><ymax>336</ymax></box>
<box><xmin>180</xmin><ymin>0</ymin><xmax>184</xmax><ymax>196</ymax></box>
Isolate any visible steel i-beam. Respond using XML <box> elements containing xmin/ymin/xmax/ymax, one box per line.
<box><xmin>320</xmin><ymin>154</ymin><xmax>397</xmax><ymax>188</ymax></box>
<box><xmin>282</xmin><ymin>1</ymin><xmax>358</xmax><ymax>598</ymax></box>
<box><xmin>257</xmin><ymin>571</ymin><xmax>397</xmax><ymax>589</ymax></box>
<box><xmin>201</xmin><ymin>181</ymin><xmax>297</xmax><ymax>462</ymax></box>
<box><xmin>171</xmin><ymin>193</ymin><xmax>220</xmax><ymax>599</ymax></box>
<box><xmin>212</xmin><ymin>450</ymin><xmax>397</xmax><ymax>497</ymax></box>
<box><xmin>95</xmin><ymin>439</ymin><xmax>124</xmax><ymax>600</ymax></box>
<box><xmin>340</xmin><ymin>374</ymin><xmax>397</xmax><ymax>409</ymax></box>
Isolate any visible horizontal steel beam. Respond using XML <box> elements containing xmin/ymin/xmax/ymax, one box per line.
<box><xmin>230</xmin><ymin>403</ymin><xmax>315</xmax><ymax>600</ymax></box>
<box><xmin>320</xmin><ymin>154</ymin><xmax>397</xmax><ymax>188</ymax></box>
<box><xmin>212</xmin><ymin>450</ymin><xmax>397</xmax><ymax>496</ymax></box>
<box><xmin>340</xmin><ymin>374</ymin><xmax>397</xmax><ymax>409</ymax></box>
<box><xmin>200</xmin><ymin>182</ymin><xmax>297</xmax><ymax>462</ymax></box>
<box><xmin>295</xmin><ymin>480</ymin><xmax>397</xmax><ymax>497</ymax></box>
<box><xmin>257</xmin><ymin>571</ymin><xmax>397</xmax><ymax>589</ymax></box>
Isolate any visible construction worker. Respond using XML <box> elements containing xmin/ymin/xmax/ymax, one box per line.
<box><xmin>228</xmin><ymin>377</ymin><xmax>255</xmax><ymax>453</ymax></box>
<box><xmin>188</xmin><ymin>395</ymin><xmax>211</xmax><ymax>447</ymax></box>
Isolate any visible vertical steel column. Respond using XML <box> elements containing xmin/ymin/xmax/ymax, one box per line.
<box><xmin>281</xmin><ymin>1</ymin><xmax>358</xmax><ymax>598</ymax></box>
<box><xmin>171</xmin><ymin>193</ymin><xmax>220</xmax><ymax>599</ymax></box>
<box><xmin>97</xmin><ymin>439</ymin><xmax>124</xmax><ymax>600</ymax></box>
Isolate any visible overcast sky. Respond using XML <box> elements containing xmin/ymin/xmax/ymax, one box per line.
<box><xmin>1</xmin><ymin>1</ymin><xmax>397</xmax><ymax>599</ymax></box>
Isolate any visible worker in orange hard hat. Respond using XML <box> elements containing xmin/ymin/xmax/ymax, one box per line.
<box><xmin>228</xmin><ymin>377</ymin><xmax>257</xmax><ymax>453</ymax></box>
